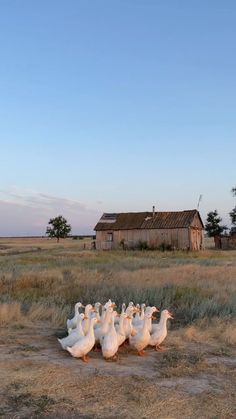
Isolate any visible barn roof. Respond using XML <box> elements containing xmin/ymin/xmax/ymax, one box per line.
<box><xmin>94</xmin><ymin>210</ymin><xmax>204</xmax><ymax>231</ymax></box>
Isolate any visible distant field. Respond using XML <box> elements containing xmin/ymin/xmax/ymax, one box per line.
<box><xmin>0</xmin><ymin>237</ymin><xmax>235</xmax><ymax>418</ymax></box>
<box><xmin>0</xmin><ymin>236</ymin><xmax>94</xmax><ymax>253</ymax></box>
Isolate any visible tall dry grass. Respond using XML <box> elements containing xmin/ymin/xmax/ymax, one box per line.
<box><xmin>0</xmin><ymin>241</ymin><xmax>236</xmax><ymax>328</ymax></box>
<box><xmin>0</xmin><ymin>302</ymin><xmax>23</xmax><ymax>325</ymax></box>
<box><xmin>183</xmin><ymin>318</ymin><xmax>236</xmax><ymax>347</ymax></box>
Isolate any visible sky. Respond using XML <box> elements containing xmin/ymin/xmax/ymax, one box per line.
<box><xmin>0</xmin><ymin>0</ymin><xmax>236</xmax><ymax>236</ymax></box>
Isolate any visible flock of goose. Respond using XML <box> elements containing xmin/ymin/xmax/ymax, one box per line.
<box><xmin>58</xmin><ymin>300</ymin><xmax>173</xmax><ymax>362</ymax></box>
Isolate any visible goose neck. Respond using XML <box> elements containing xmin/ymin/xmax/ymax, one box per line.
<box><xmin>87</xmin><ymin>319</ymin><xmax>95</xmax><ymax>337</ymax></box>
<box><xmin>159</xmin><ymin>314</ymin><xmax>168</xmax><ymax>329</ymax></box>
<box><xmin>143</xmin><ymin>315</ymin><xmax>151</xmax><ymax>329</ymax></box>
<box><xmin>118</xmin><ymin>316</ymin><xmax>125</xmax><ymax>334</ymax></box>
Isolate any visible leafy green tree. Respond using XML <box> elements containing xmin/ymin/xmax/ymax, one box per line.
<box><xmin>205</xmin><ymin>210</ymin><xmax>227</xmax><ymax>237</ymax></box>
<box><xmin>229</xmin><ymin>207</ymin><xmax>236</xmax><ymax>227</ymax></box>
<box><xmin>231</xmin><ymin>186</ymin><xmax>236</xmax><ymax>197</ymax></box>
<box><xmin>46</xmin><ymin>215</ymin><xmax>71</xmax><ymax>242</ymax></box>
<box><xmin>229</xmin><ymin>186</ymin><xmax>236</xmax><ymax>233</ymax></box>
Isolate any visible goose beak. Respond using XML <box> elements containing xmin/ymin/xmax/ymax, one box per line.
<box><xmin>169</xmin><ymin>312</ymin><xmax>174</xmax><ymax>319</ymax></box>
<box><xmin>84</xmin><ymin>316</ymin><xmax>89</xmax><ymax>320</ymax></box>
<box><xmin>111</xmin><ymin>303</ymin><xmax>117</xmax><ymax>308</ymax></box>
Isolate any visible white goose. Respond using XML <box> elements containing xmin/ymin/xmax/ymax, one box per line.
<box><xmin>145</xmin><ymin>306</ymin><xmax>159</xmax><ymax>333</ymax></box>
<box><xmin>124</xmin><ymin>306</ymin><xmax>136</xmax><ymax>338</ymax></box>
<box><xmin>66</xmin><ymin>317</ymin><xmax>98</xmax><ymax>362</ymax></box>
<box><xmin>149</xmin><ymin>309</ymin><xmax>173</xmax><ymax>350</ymax></box>
<box><xmin>101</xmin><ymin>311</ymin><xmax>118</xmax><ymax>360</ymax></box>
<box><xmin>58</xmin><ymin>313</ymin><xmax>85</xmax><ymax>350</ymax></box>
<box><xmin>133</xmin><ymin>306</ymin><xmax>158</xmax><ymax>333</ymax></box>
<box><xmin>132</xmin><ymin>303</ymin><xmax>140</xmax><ymax>327</ymax></box>
<box><xmin>115</xmin><ymin>312</ymin><xmax>127</xmax><ymax>347</ymax></box>
<box><xmin>132</xmin><ymin>303</ymin><xmax>147</xmax><ymax>328</ymax></box>
<box><xmin>96</xmin><ymin>306</ymin><xmax>114</xmax><ymax>345</ymax></box>
<box><xmin>94</xmin><ymin>302</ymin><xmax>101</xmax><ymax>322</ymax></box>
<box><xmin>115</xmin><ymin>303</ymin><xmax>126</xmax><ymax>325</ymax></box>
<box><xmin>129</xmin><ymin>312</ymin><xmax>152</xmax><ymax>356</ymax></box>
<box><xmin>101</xmin><ymin>299</ymin><xmax>115</xmax><ymax>323</ymax></box>
<box><xmin>140</xmin><ymin>303</ymin><xmax>146</xmax><ymax>321</ymax></box>
<box><xmin>66</xmin><ymin>302</ymin><xmax>84</xmax><ymax>330</ymax></box>
<box><xmin>82</xmin><ymin>304</ymin><xmax>94</xmax><ymax>335</ymax></box>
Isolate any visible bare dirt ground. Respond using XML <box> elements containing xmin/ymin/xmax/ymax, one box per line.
<box><xmin>1</xmin><ymin>323</ymin><xmax>235</xmax><ymax>419</ymax></box>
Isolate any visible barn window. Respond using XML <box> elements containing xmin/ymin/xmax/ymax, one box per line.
<box><xmin>107</xmin><ymin>232</ymin><xmax>113</xmax><ymax>242</ymax></box>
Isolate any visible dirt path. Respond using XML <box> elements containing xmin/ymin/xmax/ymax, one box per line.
<box><xmin>1</xmin><ymin>324</ymin><xmax>235</xmax><ymax>418</ymax></box>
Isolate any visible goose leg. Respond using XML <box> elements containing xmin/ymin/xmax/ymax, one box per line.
<box><xmin>93</xmin><ymin>343</ymin><xmax>101</xmax><ymax>352</ymax></box>
<box><xmin>155</xmin><ymin>345</ymin><xmax>167</xmax><ymax>351</ymax></box>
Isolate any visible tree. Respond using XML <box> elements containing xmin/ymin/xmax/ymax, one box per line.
<box><xmin>46</xmin><ymin>215</ymin><xmax>71</xmax><ymax>242</ymax></box>
<box><xmin>231</xmin><ymin>186</ymin><xmax>236</xmax><ymax>197</ymax></box>
<box><xmin>229</xmin><ymin>207</ymin><xmax>236</xmax><ymax>227</ymax></box>
<box><xmin>229</xmin><ymin>186</ymin><xmax>236</xmax><ymax>233</ymax></box>
<box><xmin>205</xmin><ymin>210</ymin><xmax>227</xmax><ymax>237</ymax></box>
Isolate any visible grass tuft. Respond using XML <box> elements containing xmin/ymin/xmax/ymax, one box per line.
<box><xmin>0</xmin><ymin>302</ymin><xmax>23</xmax><ymax>325</ymax></box>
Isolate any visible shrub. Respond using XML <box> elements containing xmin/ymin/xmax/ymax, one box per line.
<box><xmin>158</xmin><ymin>242</ymin><xmax>173</xmax><ymax>251</ymax></box>
<box><xmin>137</xmin><ymin>240</ymin><xmax>149</xmax><ymax>250</ymax></box>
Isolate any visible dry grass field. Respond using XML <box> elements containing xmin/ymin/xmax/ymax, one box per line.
<box><xmin>0</xmin><ymin>237</ymin><xmax>236</xmax><ymax>418</ymax></box>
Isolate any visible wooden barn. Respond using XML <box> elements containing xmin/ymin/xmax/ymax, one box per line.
<box><xmin>94</xmin><ymin>208</ymin><xmax>204</xmax><ymax>251</ymax></box>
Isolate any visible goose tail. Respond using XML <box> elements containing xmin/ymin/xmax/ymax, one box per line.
<box><xmin>57</xmin><ymin>338</ymin><xmax>64</xmax><ymax>349</ymax></box>
<box><xmin>66</xmin><ymin>346</ymin><xmax>73</xmax><ymax>356</ymax></box>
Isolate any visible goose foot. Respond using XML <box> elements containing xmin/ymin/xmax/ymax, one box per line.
<box><xmin>104</xmin><ymin>353</ymin><xmax>118</xmax><ymax>362</ymax></box>
<box><xmin>113</xmin><ymin>353</ymin><xmax>119</xmax><ymax>361</ymax></box>
<box><xmin>82</xmin><ymin>355</ymin><xmax>89</xmax><ymax>363</ymax></box>
<box><xmin>118</xmin><ymin>344</ymin><xmax>128</xmax><ymax>353</ymax></box>
<box><xmin>155</xmin><ymin>345</ymin><xmax>167</xmax><ymax>351</ymax></box>
<box><xmin>137</xmin><ymin>349</ymin><xmax>146</xmax><ymax>356</ymax></box>
<box><xmin>120</xmin><ymin>339</ymin><xmax>129</xmax><ymax>348</ymax></box>
<box><xmin>93</xmin><ymin>345</ymin><xmax>101</xmax><ymax>352</ymax></box>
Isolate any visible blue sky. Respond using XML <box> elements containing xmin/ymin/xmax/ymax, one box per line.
<box><xmin>0</xmin><ymin>0</ymin><xmax>235</xmax><ymax>235</ymax></box>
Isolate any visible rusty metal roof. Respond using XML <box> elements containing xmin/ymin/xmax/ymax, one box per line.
<box><xmin>94</xmin><ymin>210</ymin><xmax>204</xmax><ymax>231</ymax></box>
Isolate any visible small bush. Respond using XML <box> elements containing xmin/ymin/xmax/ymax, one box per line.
<box><xmin>137</xmin><ymin>240</ymin><xmax>149</xmax><ymax>250</ymax></box>
<box><xmin>158</xmin><ymin>242</ymin><xmax>173</xmax><ymax>251</ymax></box>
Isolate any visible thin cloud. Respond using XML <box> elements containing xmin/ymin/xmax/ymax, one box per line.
<box><xmin>0</xmin><ymin>188</ymin><xmax>87</xmax><ymax>212</ymax></box>
<box><xmin>0</xmin><ymin>187</ymin><xmax>101</xmax><ymax>236</ymax></box>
